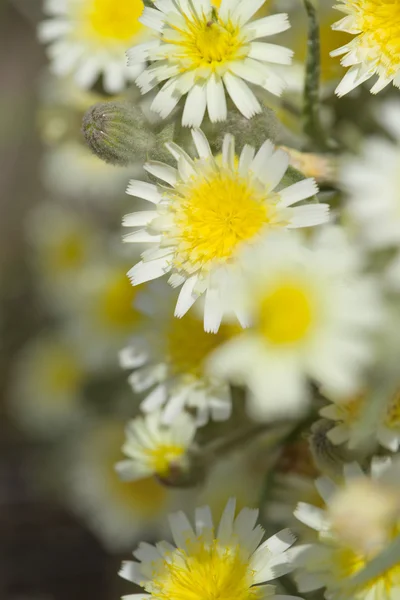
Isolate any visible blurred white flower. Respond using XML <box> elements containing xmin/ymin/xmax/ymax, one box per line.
<box><xmin>38</xmin><ymin>0</ymin><xmax>146</xmax><ymax>93</ymax></box>
<box><xmin>342</xmin><ymin>102</ymin><xmax>400</xmax><ymax>250</ymax></box>
<box><xmin>331</xmin><ymin>0</ymin><xmax>400</xmax><ymax>96</ymax></box>
<box><xmin>209</xmin><ymin>228</ymin><xmax>382</xmax><ymax>421</ymax></box>
<box><xmin>294</xmin><ymin>459</ymin><xmax>400</xmax><ymax>600</ymax></box>
<box><xmin>128</xmin><ymin>0</ymin><xmax>292</xmax><ymax>126</ymax></box>
<box><xmin>8</xmin><ymin>334</ymin><xmax>86</xmax><ymax>437</ymax></box>
<box><xmin>124</xmin><ymin>128</ymin><xmax>326</xmax><ymax>332</ymax></box>
<box><xmin>321</xmin><ymin>388</ymin><xmax>400</xmax><ymax>453</ymax></box>
<box><xmin>67</xmin><ymin>419</ymin><xmax>176</xmax><ymax>551</ymax></box>
<box><xmin>27</xmin><ymin>202</ymin><xmax>101</xmax><ymax>309</ymax></box>
<box><xmin>115</xmin><ymin>410</ymin><xmax>196</xmax><ymax>482</ymax></box>
<box><xmin>42</xmin><ymin>141</ymin><xmax>133</xmax><ymax>202</ymax></box>
<box><xmin>120</xmin><ymin>498</ymin><xmax>298</xmax><ymax>600</ymax></box>
<box><xmin>120</xmin><ymin>283</ymin><xmax>233</xmax><ymax>426</ymax></box>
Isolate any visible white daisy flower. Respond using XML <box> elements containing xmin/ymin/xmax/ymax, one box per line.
<box><xmin>321</xmin><ymin>388</ymin><xmax>400</xmax><ymax>453</ymax></box>
<box><xmin>331</xmin><ymin>0</ymin><xmax>400</xmax><ymax>96</ymax></box>
<box><xmin>115</xmin><ymin>410</ymin><xmax>197</xmax><ymax>482</ymax></box>
<box><xmin>294</xmin><ymin>458</ymin><xmax>400</xmax><ymax>600</ymax></box>
<box><xmin>341</xmin><ymin>102</ymin><xmax>400</xmax><ymax>250</ymax></box>
<box><xmin>67</xmin><ymin>418</ymin><xmax>177</xmax><ymax>551</ymax></box>
<box><xmin>120</xmin><ymin>498</ymin><xmax>299</xmax><ymax>600</ymax></box>
<box><xmin>38</xmin><ymin>0</ymin><xmax>146</xmax><ymax>93</ymax></box>
<box><xmin>124</xmin><ymin>128</ymin><xmax>327</xmax><ymax>332</ymax></box>
<box><xmin>120</xmin><ymin>283</ymin><xmax>233</xmax><ymax>426</ymax></box>
<box><xmin>209</xmin><ymin>228</ymin><xmax>382</xmax><ymax>421</ymax></box>
<box><xmin>128</xmin><ymin>0</ymin><xmax>292</xmax><ymax>126</ymax></box>
<box><xmin>8</xmin><ymin>334</ymin><xmax>86</xmax><ymax>438</ymax></box>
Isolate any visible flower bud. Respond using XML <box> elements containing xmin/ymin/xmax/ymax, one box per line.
<box><xmin>308</xmin><ymin>418</ymin><xmax>358</xmax><ymax>477</ymax></box>
<box><xmin>82</xmin><ymin>101</ymin><xmax>157</xmax><ymax>166</ymax></box>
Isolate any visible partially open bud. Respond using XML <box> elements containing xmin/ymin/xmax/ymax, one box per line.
<box><xmin>308</xmin><ymin>418</ymin><xmax>358</xmax><ymax>477</ymax></box>
<box><xmin>82</xmin><ymin>101</ymin><xmax>157</xmax><ymax>166</ymax></box>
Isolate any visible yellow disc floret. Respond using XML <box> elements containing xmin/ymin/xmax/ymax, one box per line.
<box><xmin>385</xmin><ymin>390</ymin><xmax>400</xmax><ymax>429</ymax></box>
<box><xmin>85</xmin><ymin>0</ymin><xmax>144</xmax><ymax>42</ymax></box>
<box><xmin>258</xmin><ymin>280</ymin><xmax>315</xmax><ymax>345</ymax></box>
<box><xmin>166</xmin><ymin>314</ymin><xmax>234</xmax><ymax>378</ymax></box>
<box><xmin>145</xmin><ymin>444</ymin><xmax>186</xmax><ymax>478</ymax></box>
<box><xmin>165</xmin><ymin>12</ymin><xmax>246</xmax><ymax>71</ymax></box>
<box><xmin>145</xmin><ymin>540</ymin><xmax>262</xmax><ymax>600</ymax></box>
<box><xmin>97</xmin><ymin>270</ymin><xmax>140</xmax><ymax>329</ymax></box>
<box><xmin>170</xmin><ymin>172</ymin><xmax>271</xmax><ymax>270</ymax></box>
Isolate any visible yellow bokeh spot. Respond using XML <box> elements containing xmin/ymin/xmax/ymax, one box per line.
<box><xmin>147</xmin><ymin>540</ymin><xmax>261</xmax><ymax>600</ymax></box>
<box><xmin>38</xmin><ymin>346</ymin><xmax>84</xmax><ymax>399</ymax></box>
<box><xmin>258</xmin><ymin>281</ymin><xmax>314</xmax><ymax>345</ymax></box>
<box><xmin>172</xmin><ymin>172</ymin><xmax>270</xmax><ymax>270</ymax></box>
<box><xmin>166</xmin><ymin>314</ymin><xmax>235</xmax><ymax>378</ymax></box>
<box><xmin>385</xmin><ymin>391</ymin><xmax>400</xmax><ymax>428</ymax></box>
<box><xmin>50</xmin><ymin>231</ymin><xmax>87</xmax><ymax>274</ymax></box>
<box><xmin>85</xmin><ymin>0</ymin><xmax>144</xmax><ymax>42</ymax></box>
<box><xmin>145</xmin><ymin>444</ymin><xmax>186</xmax><ymax>478</ymax></box>
<box><xmin>97</xmin><ymin>271</ymin><xmax>140</xmax><ymax>330</ymax></box>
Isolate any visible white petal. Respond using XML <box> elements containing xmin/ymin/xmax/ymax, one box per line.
<box><xmin>123</xmin><ymin>211</ymin><xmax>157</xmax><ymax>227</ymax></box>
<box><xmin>182</xmin><ymin>83</ymin><xmax>207</xmax><ymax>127</ymax></box>
<box><xmin>263</xmin><ymin>149</ymin><xmax>290</xmax><ymax>190</ymax></box>
<box><xmin>244</xmin><ymin>14</ymin><xmax>291</xmax><ymax>41</ymax></box>
<box><xmin>175</xmin><ymin>275</ymin><xmax>201</xmax><ymax>318</ymax></box>
<box><xmin>192</xmin><ymin>128</ymin><xmax>213</xmax><ymax>159</ymax></box>
<box><xmin>287</xmin><ymin>203</ymin><xmax>330</xmax><ymax>228</ymax></box>
<box><xmin>144</xmin><ymin>162</ymin><xmax>178</xmax><ymax>186</ymax></box>
<box><xmin>168</xmin><ymin>511</ymin><xmax>195</xmax><ymax>549</ymax></box>
<box><xmin>141</xmin><ymin>385</ymin><xmax>167</xmax><ymax>412</ymax></box>
<box><xmin>126</xmin><ymin>180</ymin><xmax>162</xmax><ymax>203</ymax></box>
<box><xmin>123</xmin><ymin>230</ymin><xmax>161</xmax><ymax>243</ymax></box>
<box><xmin>248</xmin><ymin>42</ymin><xmax>293</xmax><ymax>65</ymax></box>
<box><xmin>279</xmin><ymin>179</ymin><xmax>319</xmax><ymax>207</ymax></box>
<box><xmin>206</xmin><ymin>74</ymin><xmax>227</xmax><ymax>122</ymax></box>
<box><xmin>293</xmin><ymin>502</ymin><xmax>328</xmax><ymax>532</ymax></box>
<box><xmin>217</xmin><ymin>498</ymin><xmax>236</xmax><ymax>545</ymax></box>
<box><xmin>128</xmin><ymin>258</ymin><xmax>171</xmax><ymax>285</ymax></box>
<box><xmin>223</xmin><ymin>72</ymin><xmax>262</xmax><ymax>119</ymax></box>
<box><xmin>139</xmin><ymin>7</ymin><xmax>165</xmax><ymax>31</ymax></box>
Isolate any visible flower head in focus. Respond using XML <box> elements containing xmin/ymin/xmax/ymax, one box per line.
<box><xmin>120</xmin><ymin>283</ymin><xmax>233</xmax><ymax>426</ymax></box>
<box><xmin>115</xmin><ymin>410</ymin><xmax>196</xmax><ymax>482</ymax></box>
<box><xmin>209</xmin><ymin>228</ymin><xmax>381</xmax><ymax>421</ymax></box>
<box><xmin>124</xmin><ymin>129</ymin><xmax>326</xmax><ymax>332</ymax></box>
<box><xmin>120</xmin><ymin>498</ymin><xmax>298</xmax><ymax>600</ymax></box>
<box><xmin>331</xmin><ymin>0</ymin><xmax>400</xmax><ymax>96</ymax></box>
<box><xmin>128</xmin><ymin>0</ymin><xmax>292</xmax><ymax>126</ymax></box>
<box><xmin>294</xmin><ymin>458</ymin><xmax>400</xmax><ymax>600</ymax></box>
<box><xmin>38</xmin><ymin>0</ymin><xmax>147</xmax><ymax>93</ymax></box>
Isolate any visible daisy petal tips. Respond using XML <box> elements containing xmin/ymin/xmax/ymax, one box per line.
<box><xmin>124</xmin><ymin>129</ymin><xmax>328</xmax><ymax>332</ymax></box>
<box><xmin>128</xmin><ymin>0</ymin><xmax>292</xmax><ymax>126</ymax></box>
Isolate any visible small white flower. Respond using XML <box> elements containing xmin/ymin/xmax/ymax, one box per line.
<box><xmin>66</xmin><ymin>418</ymin><xmax>176</xmax><ymax>551</ymax></box>
<box><xmin>120</xmin><ymin>283</ymin><xmax>233</xmax><ymax>426</ymax></box>
<box><xmin>115</xmin><ymin>410</ymin><xmax>196</xmax><ymax>482</ymax></box>
<box><xmin>38</xmin><ymin>0</ymin><xmax>146</xmax><ymax>93</ymax></box>
<box><xmin>209</xmin><ymin>228</ymin><xmax>382</xmax><ymax>421</ymax></box>
<box><xmin>120</xmin><ymin>498</ymin><xmax>299</xmax><ymax>600</ymax></box>
<box><xmin>294</xmin><ymin>458</ymin><xmax>400</xmax><ymax>600</ymax></box>
<box><xmin>321</xmin><ymin>388</ymin><xmax>400</xmax><ymax>453</ymax></box>
<box><xmin>128</xmin><ymin>0</ymin><xmax>292</xmax><ymax>125</ymax></box>
<box><xmin>342</xmin><ymin>102</ymin><xmax>400</xmax><ymax>250</ymax></box>
<box><xmin>330</xmin><ymin>0</ymin><xmax>400</xmax><ymax>96</ymax></box>
<box><xmin>124</xmin><ymin>128</ymin><xmax>327</xmax><ymax>332</ymax></box>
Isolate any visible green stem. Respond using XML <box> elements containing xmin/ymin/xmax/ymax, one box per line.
<box><xmin>302</xmin><ymin>0</ymin><xmax>329</xmax><ymax>150</ymax></box>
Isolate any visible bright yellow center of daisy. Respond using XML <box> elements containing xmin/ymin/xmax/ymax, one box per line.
<box><xmin>172</xmin><ymin>172</ymin><xmax>271</xmax><ymax>270</ymax></box>
<box><xmin>258</xmin><ymin>281</ymin><xmax>314</xmax><ymax>345</ymax></box>
<box><xmin>145</xmin><ymin>444</ymin><xmax>186</xmax><ymax>478</ymax></box>
<box><xmin>385</xmin><ymin>390</ymin><xmax>400</xmax><ymax>428</ymax></box>
<box><xmin>166</xmin><ymin>11</ymin><xmax>246</xmax><ymax>70</ymax></box>
<box><xmin>85</xmin><ymin>0</ymin><xmax>144</xmax><ymax>42</ymax></box>
<box><xmin>350</xmin><ymin>0</ymin><xmax>400</xmax><ymax>75</ymax></box>
<box><xmin>147</xmin><ymin>540</ymin><xmax>261</xmax><ymax>600</ymax></box>
<box><xmin>97</xmin><ymin>271</ymin><xmax>140</xmax><ymax>329</ymax></box>
<box><xmin>166</xmin><ymin>314</ymin><xmax>235</xmax><ymax>378</ymax></box>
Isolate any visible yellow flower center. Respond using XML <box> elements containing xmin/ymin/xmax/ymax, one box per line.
<box><xmin>39</xmin><ymin>348</ymin><xmax>84</xmax><ymax>397</ymax></box>
<box><xmin>145</xmin><ymin>444</ymin><xmax>186</xmax><ymax>478</ymax></box>
<box><xmin>258</xmin><ymin>281</ymin><xmax>315</xmax><ymax>345</ymax></box>
<box><xmin>146</xmin><ymin>540</ymin><xmax>262</xmax><ymax>600</ymax></box>
<box><xmin>50</xmin><ymin>231</ymin><xmax>87</xmax><ymax>274</ymax></box>
<box><xmin>97</xmin><ymin>271</ymin><xmax>140</xmax><ymax>329</ymax></box>
<box><xmin>165</xmin><ymin>10</ymin><xmax>246</xmax><ymax>71</ymax></box>
<box><xmin>348</xmin><ymin>0</ymin><xmax>400</xmax><ymax>76</ymax></box>
<box><xmin>337</xmin><ymin>394</ymin><xmax>365</xmax><ymax>424</ymax></box>
<box><xmin>85</xmin><ymin>0</ymin><xmax>144</xmax><ymax>42</ymax></box>
<box><xmin>166</xmin><ymin>314</ymin><xmax>235</xmax><ymax>378</ymax></box>
<box><xmin>170</xmin><ymin>171</ymin><xmax>272</xmax><ymax>270</ymax></box>
<box><xmin>385</xmin><ymin>390</ymin><xmax>400</xmax><ymax>428</ymax></box>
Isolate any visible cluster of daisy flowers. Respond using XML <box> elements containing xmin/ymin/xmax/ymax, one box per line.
<box><xmin>17</xmin><ymin>0</ymin><xmax>400</xmax><ymax>595</ymax></box>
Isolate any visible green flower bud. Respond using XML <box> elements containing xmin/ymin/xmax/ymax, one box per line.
<box><xmin>82</xmin><ymin>101</ymin><xmax>157</xmax><ymax>166</ymax></box>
